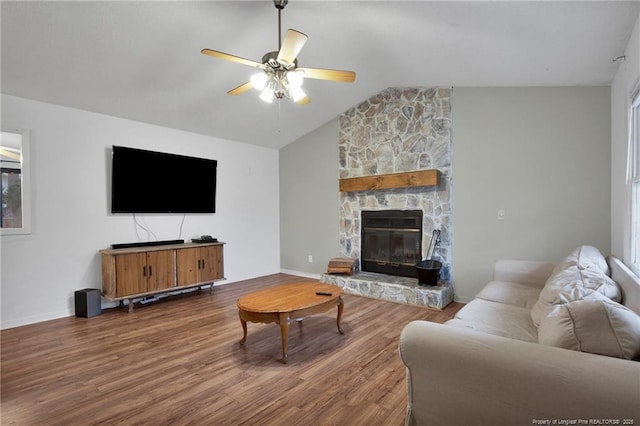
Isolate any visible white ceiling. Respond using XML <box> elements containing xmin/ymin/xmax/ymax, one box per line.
<box><xmin>2</xmin><ymin>1</ymin><xmax>639</xmax><ymax>149</ymax></box>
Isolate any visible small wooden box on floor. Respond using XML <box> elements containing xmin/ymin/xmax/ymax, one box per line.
<box><xmin>327</xmin><ymin>258</ymin><xmax>358</xmax><ymax>275</ymax></box>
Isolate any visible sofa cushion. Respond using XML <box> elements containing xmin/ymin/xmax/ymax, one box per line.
<box><xmin>476</xmin><ymin>281</ymin><xmax>541</xmax><ymax>309</ymax></box>
<box><xmin>538</xmin><ymin>293</ymin><xmax>640</xmax><ymax>360</ymax></box>
<box><xmin>445</xmin><ymin>318</ymin><xmax>539</xmax><ymax>343</ymax></box>
<box><xmin>531</xmin><ymin>262</ymin><xmax>621</xmax><ymax>327</ymax></box>
<box><xmin>451</xmin><ymin>299</ymin><xmax>538</xmax><ymax>342</ymax></box>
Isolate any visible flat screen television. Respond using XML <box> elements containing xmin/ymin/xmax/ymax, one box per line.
<box><xmin>111</xmin><ymin>146</ymin><xmax>217</xmax><ymax>213</ymax></box>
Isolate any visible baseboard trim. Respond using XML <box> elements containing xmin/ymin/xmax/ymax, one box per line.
<box><xmin>1</xmin><ymin>309</ymin><xmax>72</xmax><ymax>330</ymax></box>
<box><xmin>454</xmin><ymin>295</ymin><xmax>473</xmax><ymax>304</ymax></box>
<box><xmin>1</xmin><ymin>283</ymin><xmax>231</xmax><ymax>330</ymax></box>
<box><xmin>280</xmin><ymin>269</ymin><xmax>322</xmax><ymax>280</ymax></box>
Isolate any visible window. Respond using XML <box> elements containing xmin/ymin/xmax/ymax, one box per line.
<box><xmin>0</xmin><ymin>128</ymin><xmax>31</xmax><ymax>235</ymax></box>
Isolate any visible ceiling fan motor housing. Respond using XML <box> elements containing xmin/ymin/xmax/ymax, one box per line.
<box><xmin>262</xmin><ymin>51</ymin><xmax>297</xmax><ymax>70</ymax></box>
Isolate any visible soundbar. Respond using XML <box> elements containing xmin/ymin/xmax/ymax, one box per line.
<box><xmin>112</xmin><ymin>239</ymin><xmax>184</xmax><ymax>249</ymax></box>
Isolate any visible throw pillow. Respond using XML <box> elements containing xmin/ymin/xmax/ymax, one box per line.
<box><xmin>531</xmin><ymin>264</ymin><xmax>621</xmax><ymax>326</ymax></box>
<box><xmin>538</xmin><ymin>293</ymin><xmax>640</xmax><ymax>360</ymax></box>
<box><xmin>561</xmin><ymin>245</ymin><xmax>610</xmax><ymax>275</ymax></box>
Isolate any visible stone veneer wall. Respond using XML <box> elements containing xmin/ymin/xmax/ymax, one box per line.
<box><xmin>338</xmin><ymin>87</ymin><xmax>453</xmax><ymax>281</ymax></box>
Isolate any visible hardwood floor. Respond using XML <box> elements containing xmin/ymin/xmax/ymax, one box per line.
<box><xmin>1</xmin><ymin>274</ymin><xmax>463</xmax><ymax>425</ymax></box>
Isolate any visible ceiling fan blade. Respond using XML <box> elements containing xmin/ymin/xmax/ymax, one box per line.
<box><xmin>227</xmin><ymin>81</ymin><xmax>254</xmax><ymax>96</ymax></box>
<box><xmin>295</xmin><ymin>96</ymin><xmax>310</xmax><ymax>106</ymax></box>
<box><xmin>298</xmin><ymin>67</ymin><xmax>356</xmax><ymax>83</ymax></box>
<box><xmin>277</xmin><ymin>29</ymin><xmax>308</xmax><ymax>66</ymax></box>
<box><xmin>201</xmin><ymin>49</ymin><xmax>262</xmax><ymax>68</ymax></box>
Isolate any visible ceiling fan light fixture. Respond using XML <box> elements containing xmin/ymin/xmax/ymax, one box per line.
<box><xmin>286</xmin><ymin>69</ymin><xmax>304</xmax><ymax>89</ymax></box>
<box><xmin>260</xmin><ymin>90</ymin><xmax>275</xmax><ymax>103</ymax></box>
<box><xmin>260</xmin><ymin>86</ymin><xmax>275</xmax><ymax>103</ymax></box>
<box><xmin>290</xmin><ymin>86</ymin><xmax>306</xmax><ymax>102</ymax></box>
<box><xmin>250</xmin><ymin>72</ymin><xmax>268</xmax><ymax>90</ymax></box>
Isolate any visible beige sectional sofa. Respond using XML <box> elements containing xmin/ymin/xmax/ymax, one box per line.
<box><xmin>400</xmin><ymin>246</ymin><xmax>640</xmax><ymax>425</ymax></box>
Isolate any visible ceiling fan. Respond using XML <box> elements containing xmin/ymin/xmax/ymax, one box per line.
<box><xmin>201</xmin><ymin>0</ymin><xmax>356</xmax><ymax>105</ymax></box>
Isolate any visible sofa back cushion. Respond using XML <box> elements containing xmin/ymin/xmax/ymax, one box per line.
<box><xmin>538</xmin><ymin>292</ymin><xmax>640</xmax><ymax>360</ymax></box>
<box><xmin>531</xmin><ymin>246</ymin><xmax>621</xmax><ymax>327</ymax></box>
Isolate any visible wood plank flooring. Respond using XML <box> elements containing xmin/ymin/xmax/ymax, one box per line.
<box><xmin>1</xmin><ymin>274</ymin><xmax>463</xmax><ymax>425</ymax></box>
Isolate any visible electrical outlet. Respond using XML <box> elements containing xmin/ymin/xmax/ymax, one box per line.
<box><xmin>308</xmin><ymin>255</ymin><xmax>313</xmax><ymax>263</ymax></box>
<box><xmin>497</xmin><ymin>209</ymin><xmax>506</xmax><ymax>220</ymax></box>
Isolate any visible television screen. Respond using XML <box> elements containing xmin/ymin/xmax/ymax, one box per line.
<box><xmin>111</xmin><ymin>146</ymin><xmax>217</xmax><ymax>213</ymax></box>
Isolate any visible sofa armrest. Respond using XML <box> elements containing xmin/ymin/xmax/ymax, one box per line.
<box><xmin>493</xmin><ymin>259</ymin><xmax>557</xmax><ymax>288</ymax></box>
<box><xmin>399</xmin><ymin>321</ymin><xmax>640</xmax><ymax>426</ymax></box>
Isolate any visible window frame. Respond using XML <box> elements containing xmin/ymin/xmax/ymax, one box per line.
<box><xmin>0</xmin><ymin>127</ymin><xmax>31</xmax><ymax>236</ymax></box>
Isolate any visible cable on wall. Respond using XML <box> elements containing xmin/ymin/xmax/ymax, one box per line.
<box><xmin>132</xmin><ymin>214</ymin><xmax>157</xmax><ymax>242</ymax></box>
<box><xmin>178</xmin><ymin>213</ymin><xmax>186</xmax><ymax>239</ymax></box>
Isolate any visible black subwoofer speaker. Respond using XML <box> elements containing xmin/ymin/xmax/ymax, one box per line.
<box><xmin>75</xmin><ymin>288</ymin><xmax>102</xmax><ymax>318</ymax></box>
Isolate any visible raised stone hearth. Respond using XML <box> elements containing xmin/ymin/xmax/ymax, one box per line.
<box><xmin>320</xmin><ymin>272</ymin><xmax>454</xmax><ymax>310</ymax></box>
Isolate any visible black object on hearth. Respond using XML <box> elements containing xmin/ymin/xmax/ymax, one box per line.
<box><xmin>416</xmin><ymin>259</ymin><xmax>442</xmax><ymax>286</ymax></box>
<box><xmin>416</xmin><ymin>229</ymin><xmax>442</xmax><ymax>286</ymax></box>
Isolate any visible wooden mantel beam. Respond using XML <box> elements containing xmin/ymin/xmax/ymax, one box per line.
<box><xmin>339</xmin><ymin>169</ymin><xmax>440</xmax><ymax>192</ymax></box>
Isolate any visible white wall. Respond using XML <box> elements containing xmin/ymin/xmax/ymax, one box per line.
<box><xmin>611</xmin><ymin>12</ymin><xmax>640</xmax><ymax>262</ymax></box>
<box><xmin>0</xmin><ymin>95</ymin><xmax>281</xmax><ymax>329</ymax></box>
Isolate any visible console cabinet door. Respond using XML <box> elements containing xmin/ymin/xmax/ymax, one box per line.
<box><xmin>115</xmin><ymin>250</ymin><xmax>176</xmax><ymax>297</ymax></box>
<box><xmin>176</xmin><ymin>245</ymin><xmax>223</xmax><ymax>286</ymax></box>
<box><xmin>200</xmin><ymin>245</ymin><xmax>224</xmax><ymax>282</ymax></box>
<box><xmin>146</xmin><ymin>250</ymin><xmax>176</xmax><ymax>292</ymax></box>
<box><xmin>115</xmin><ymin>253</ymin><xmax>147</xmax><ymax>297</ymax></box>
<box><xmin>176</xmin><ymin>247</ymin><xmax>200</xmax><ymax>286</ymax></box>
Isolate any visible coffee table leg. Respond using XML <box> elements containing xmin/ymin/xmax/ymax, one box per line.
<box><xmin>337</xmin><ymin>296</ymin><xmax>344</xmax><ymax>335</ymax></box>
<box><xmin>279</xmin><ymin>312</ymin><xmax>290</xmax><ymax>363</ymax></box>
<box><xmin>239</xmin><ymin>317</ymin><xmax>248</xmax><ymax>345</ymax></box>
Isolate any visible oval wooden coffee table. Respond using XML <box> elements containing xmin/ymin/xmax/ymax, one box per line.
<box><xmin>237</xmin><ymin>282</ymin><xmax>344</xmax><ymax>363</ymax></box>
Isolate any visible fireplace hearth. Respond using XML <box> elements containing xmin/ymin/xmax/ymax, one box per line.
<box><xmin>360</xmin><ymin>210</ymin><xmax>422</xmax><ymax>278</ymax></box>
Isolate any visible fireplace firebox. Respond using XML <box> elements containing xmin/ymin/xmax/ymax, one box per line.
<box><xmin>360</xmin><ymin>210</ymin><xmax>423</xmax><ymax>277</ymax></box>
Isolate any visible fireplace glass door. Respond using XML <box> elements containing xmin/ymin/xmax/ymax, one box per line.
<box><xmin>361</xmin><ymin>210</ymin><xmax>422</xmax><ymax>277</ymax></box>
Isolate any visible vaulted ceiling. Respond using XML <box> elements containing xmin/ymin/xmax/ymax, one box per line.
<box><xmin>2</xmin><ymin>1</ymin><xmax>639</xmax><ymax>149</ymax></box>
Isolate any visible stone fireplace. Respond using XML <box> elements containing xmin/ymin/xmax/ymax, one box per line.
<box><xmin>360</xmin><ymin>210</ymin><xmax>422</xmax><ymax>277</ymax></box>
<box><xmin>321</xmin><ymin>87</ymin><xmax>454</xmax><ymax>310</ymax></box>
<box><xmin>338</xmin><ymin>87</ymin><xmax>452</xmax><ymax>279</ymax></box>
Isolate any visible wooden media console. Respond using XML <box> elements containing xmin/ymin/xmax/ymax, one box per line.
<box><xmin>100</xmin><ymin>241</ymin><xmax>225</xmax><ymax>312</ymax></box>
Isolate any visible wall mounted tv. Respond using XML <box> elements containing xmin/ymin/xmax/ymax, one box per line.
<box><xmin>111</xmin><ymin>146</ymin><xmax>217</xmax><ymax>214</ymax></box>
